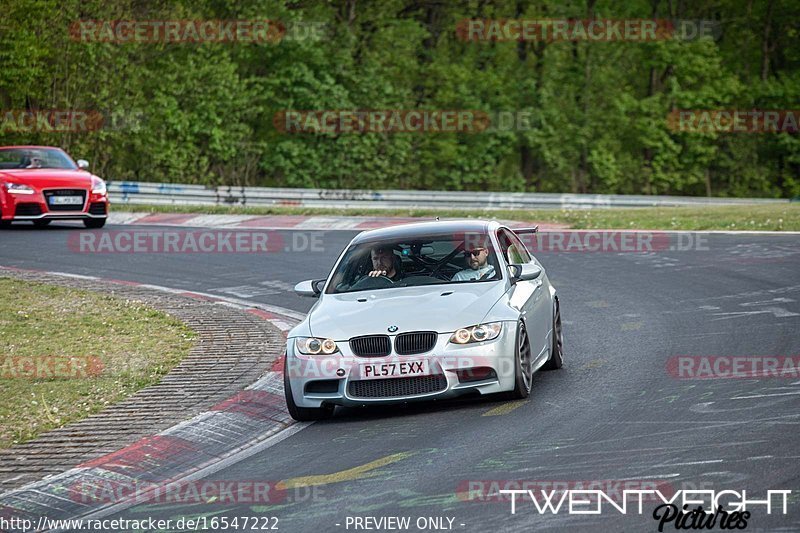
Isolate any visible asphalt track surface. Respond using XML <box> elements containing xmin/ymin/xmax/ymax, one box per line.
<box><xmin>1</xmin><ymin>222</ymin><xmax>799</xmax><ymax>532</ymax></box>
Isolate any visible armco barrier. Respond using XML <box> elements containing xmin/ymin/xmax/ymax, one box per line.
<box><xmin>108</xmin><ymin>182</ymin><xmax>790</xmax><ymax>210</ymax></box>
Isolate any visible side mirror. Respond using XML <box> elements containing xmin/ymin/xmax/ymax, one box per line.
<box><xmin>294</xmin><ymin>279</ymin><xmax>324</xmax><ymax>297</ymax></box>
<box><xmin>508</xmin><ymin>263</ymin><xmax>542</xmax><ymax>282</ymax></box>
<box><xmin>77</xmin><ymin>159</ymin><xmax>90</xmax><ymax>170</ymax></box>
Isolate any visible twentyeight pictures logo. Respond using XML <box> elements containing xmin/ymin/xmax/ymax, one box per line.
<box><xmin>497</xmin><ymin>488</ymin><xmax>791</xmax><ymax>531</ymax></box>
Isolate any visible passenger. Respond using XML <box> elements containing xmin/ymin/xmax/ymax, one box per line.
<box><xmin>452</xmin><ymin>246</ymin><xmax>494</xmax><ymax>281</ymax></box>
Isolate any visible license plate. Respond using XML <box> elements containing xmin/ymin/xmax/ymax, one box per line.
<box><xmin>49</xmin><ymin>196</ymin><xmax>83</xmax><ymax>205</ymax></box>
<box><xmin>360</xmin><ymin>360</ymin><xmax>429</xmax><ymax>380</ymax></box>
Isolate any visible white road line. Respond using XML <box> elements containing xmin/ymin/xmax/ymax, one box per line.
<box><xmin>651</xmin><ymin>459</ymin><xmax>724</xmax><ymax>468</ymax></box>
<box><xmin>613</xmin><ymin>474</ymin><xmax>682</xmax><ymax>480</ymax></box>
<box><xmin>731</xmin><ymin>391</ymin><xmax>800</xmax><ymax>400</ymax></box>
<box><xmin>35</xmin><ymin>270</ymin><xmax>308</xmax><ymax>322</ymax></box>
<box><xmin>104</xmin><ymin>212</ymin><xmax>800</xmax><ymax>234</ymax></box>
<box><xmin>44</xmin><ymin>272</ymin><xmax>98</xmax><ymax>280</ymax></box>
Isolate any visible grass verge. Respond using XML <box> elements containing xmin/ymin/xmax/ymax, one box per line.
<box><xmin>118</xmin><ymin>203</ymin><xmax>800</xmax><ymax>231</ymax></box>
<box><xmin>0</xmin><ymin>278</ymin><xmax>195</xmax><ymax>449</ymax></box>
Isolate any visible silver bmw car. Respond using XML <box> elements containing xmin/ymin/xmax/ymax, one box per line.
<box><xmin>284</xmin><ymin>220</ymin><xmax>563</xmax><ymax>421</ymax></box>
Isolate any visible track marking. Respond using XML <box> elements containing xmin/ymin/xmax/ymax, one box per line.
<box><xmin>620</xmin><ymin>321</ymin><xmax>643</xmax><ymax>331</ymax></box>
<box><xmin>731</xmin><ymin>391</ymin><xmax>800</xmax><ymax>400</ymax></box>
<box><xmin>276</xmin><ymin>451</ymin><xmax>415</xmax><ymax>489</ymax></box>
<box><xmin>712</xmin><ymin>307</ymin><xmax>800</xmax><ymax>320</ymax></box>
<box><xmin>44</xmin><ymin>271</ymin><xmax>97</xmax><ymax>280</ymax></box>
<box><xmin>482</xmin><ymin>400</ymin><xmax>528</xmax><ymax>417</ymax></box>
<box><xmin>576</xmin><ymin>360</ymin><xmax>606</xmax><ymax>371</ymax></box>
<box><xmin>651</xmin><ymin>459</ymin><xmax>724</xmax><ymax>468</ymax></box>
<box><xmin>59</xmin><ymin>423</ymin><xmax>310</xmax><ymax>529</ymax></box>
<box><xmin>2</xmin><ymin>266</ymin><xmax>307</xmax><ymax>322</ymax></box>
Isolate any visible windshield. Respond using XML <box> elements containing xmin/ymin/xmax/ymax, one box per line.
<box><xmin>326</xmin><ymin>232</ymin><xmax>503</xmax><ymax>294</ymax></box>
<box><xmin>0</xmin><ymin>148</ymin><xmax>77</xmax><ymax>170</ymax></box>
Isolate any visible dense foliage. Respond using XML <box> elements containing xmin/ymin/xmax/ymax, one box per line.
<box><xmin>0</xmin><ymin>0</ymin><xmax>798</xmax><ymax>197</ymax></box>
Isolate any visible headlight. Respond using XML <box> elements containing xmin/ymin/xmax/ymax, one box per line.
<box><xmin>449</xmin><ymin>322</ymin><xmax>503</xmax><ymax>344</ymax></box>
<box><xmin>91</xmin><ymin>178</ymin><xmax>107</xmax><ymax>194</ymax></box>
<box><xmin>5</xmin><ymin>183</ymin><xmax>35</xmax><ymax>195</ymax></box>
<box><xmin>296</xmin><ymin>337</ymin><xmax>339</xmax><ymax>355</ymax></box>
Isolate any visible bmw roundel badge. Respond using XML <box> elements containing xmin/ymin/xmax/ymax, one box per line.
<box><xmin>387</xmin><ymin>325</ymin><xmax>399</xmax><ymax>333</ymax></box>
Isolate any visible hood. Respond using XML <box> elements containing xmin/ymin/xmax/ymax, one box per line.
<box><xmin>309</xmin><ymin>282</ymin><xmax>508</xmax><ymax>340</ymax></box>
<box><xmin>0</xmin><ymin>169</ymin><xmax>95</xmax><ymax>189</ymax></box>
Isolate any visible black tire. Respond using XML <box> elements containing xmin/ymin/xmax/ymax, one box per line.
<box><xmin>283</xmin><ymin>359</ymin><xmax>334</xmax><ymax>422</ymax></box>
<box><xmin>83</xmin><ymin>218</ymin><xmax>106</xmax><ymax>229</ymax></box>
<box><xmin>509</xmin><ymin>321</ymin><xmax>533</xmax><ymax>399</ymax></box>
<box><xmin>33</xmin><ymin>219</ymin><xmax>51</xmax><ymax>227</ymax></box>
<box><xmin>543</xmin><ymin>298</ymin><xmax>564</xmax><ymax>370</ymax></box>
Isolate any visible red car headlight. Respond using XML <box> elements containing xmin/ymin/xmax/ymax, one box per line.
<box><xmin>91</xmin><ymin>178</ymin><xmax>107</xmax><ymax>195</ymax></box>
<box><xmin>5</xmin><ymin>183</ymin><xmax>35</xmax><ymax>195</ymax></box>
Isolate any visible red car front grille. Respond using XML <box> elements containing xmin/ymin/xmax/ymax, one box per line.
<box><xmin>43</xmin><ymin>189</ymin><xmax>87</xmax><ymax>211</ymax></box>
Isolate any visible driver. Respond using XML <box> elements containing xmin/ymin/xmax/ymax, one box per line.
<box><xmin>23</xmin><ymin>151</ymin><xmax>44</xmax><ymax>169</ymax></box>
<box><xmin>452</xmin><ymin>245</ymin><xmax>494</xmax><ymax>281</ymax></box>
<box><xmin>367</xmin><ymin>246</ymin><xmax>404</xmax><ymax>281</ymax></box>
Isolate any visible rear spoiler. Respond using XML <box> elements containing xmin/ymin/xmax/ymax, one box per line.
<box><xmin>514</xmin><ymin>226</ymin><xmax>539</xmax><ymax>234</ymax></box>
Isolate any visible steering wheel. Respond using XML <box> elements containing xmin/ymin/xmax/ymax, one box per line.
<box><xmin>351</xmin><ymin>274</ymin><xmax>395</xmax><ymax>290</ymax></box>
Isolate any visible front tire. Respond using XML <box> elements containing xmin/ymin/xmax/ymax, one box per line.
<box><xmin>83</xmin><ymin>218</ymin><xmax>106</xmax><ymax>229</ymax></box>
<box><xmin>283</xmin><ymin>358</ymin><xmax>334</xmax><ymax>421</ymax></box>
<box><xmin>509</xmin><ymin>321</ymin><xmax>533</xmax><ymax>399</ymax></box>
<box><xmin>543</xmin><ymin>298</ymin><xmax>564</xmax><ymax>370</ymax></box>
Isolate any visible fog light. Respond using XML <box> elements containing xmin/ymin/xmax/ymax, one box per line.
<box><xmin>456</xmin><ymin>367</ymin><xmax>497</xmax><ymax>383</ymax></box>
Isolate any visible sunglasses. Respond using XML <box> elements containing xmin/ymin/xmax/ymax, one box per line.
<box><xmin>464</xmin><ymin>248</ymin><xmax>486</xmax><ymax>257</ymax></box>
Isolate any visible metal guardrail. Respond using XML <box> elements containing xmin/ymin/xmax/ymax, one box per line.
<box><xmin>108</xmin><ymin>181</ymin><xmax>791</xmax><ymax>210</ymax></box>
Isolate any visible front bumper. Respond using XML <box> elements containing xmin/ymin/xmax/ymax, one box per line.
<box><xmin>285</xmin><ymin>324</ymin><xmax>519</xmax><ymax>409</ymax></box>
<box><xmin>1</xmin><ymin>189</ymin><xmax>109</xmax><ymax>221</ymax></box>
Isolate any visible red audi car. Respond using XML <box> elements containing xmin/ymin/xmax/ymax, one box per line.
<box><xmin>0</xmin><ymin>146</ymin><xmax>108</xmax><ymax>228</ymax></box>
